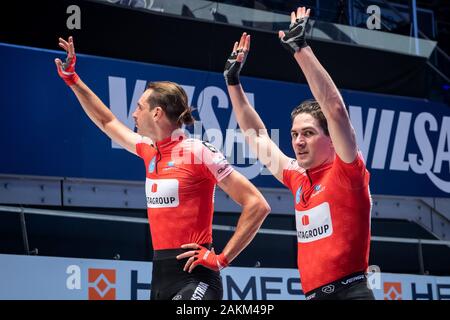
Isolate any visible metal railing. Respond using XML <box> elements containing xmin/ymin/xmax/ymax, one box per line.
<box><xmin>1</xmin><ymin>204</ymin><xmax>449</xmax><ymax>275</ymax></box>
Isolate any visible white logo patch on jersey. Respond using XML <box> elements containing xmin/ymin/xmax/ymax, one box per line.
<box><xmin>145</xmin><ymin>178</ymin><xmax>179</xmax><ymax>208</ymax></box>
<box><xmin>295</xmin><ymin>202</ymin><xmax>333</xmax><ymax>243</ymax></box>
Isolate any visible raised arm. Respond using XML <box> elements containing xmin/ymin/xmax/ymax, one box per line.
<box><xmin>55</xmin><ymin>36</ymin><xmax>141</xmax><ymax>155</ymax></box>
<box><xmin>176</xmin><ymin>170</ymin><xmax>271</xmax><ymax>272</ymax></box>
<box><xmin>225</xmin><ymin>33</ymin><xmax>292</xmax><ymax>183</ymax></box>
<box><xmin>279</xmin><ymin>8</ymin><xmax>357</xmax><ymax>163</ymax></box>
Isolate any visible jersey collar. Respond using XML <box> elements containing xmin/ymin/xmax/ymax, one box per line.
<box><xmin>155</xmin><ymin>131</ymin><xmax>186</xmax><ymax>150</ymax></box>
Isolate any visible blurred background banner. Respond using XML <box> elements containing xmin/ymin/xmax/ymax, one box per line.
<box><xmin>1</xmin><ymin>42</ymin><xmax>449</xmax><ymax>197</ymax></box>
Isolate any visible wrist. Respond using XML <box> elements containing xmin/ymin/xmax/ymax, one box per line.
<box><xmin>217</xmin><ymin>252</ymin><xmax>229</xmax><ymax>269</ymax></box>
<box><xmin>225</xmin><ymin>75</ymin><xmax>240</xmax><ymax>86</ymax></box>
<box><xmin>293</xmin><ymin>45</ymin><xmax>309</xmax><ymax>58</ymax></box>
<box><xmin>64</xmin><ymin>72</ymin><xmax>79</xmax><ymax>86</ymax></box>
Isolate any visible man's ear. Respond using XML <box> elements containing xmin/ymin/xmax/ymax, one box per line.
<box><xmin>153</xmin><ymin>106</ymin><xmax>163</xmax><ymax>121</ymax></box>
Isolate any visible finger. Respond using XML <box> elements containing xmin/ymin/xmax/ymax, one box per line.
<box><xmin>59</xmin><ymin>37</ymin><xmax>70</xmax><ymax>49</ymax></box>
<box><xmin>58</xmin><ymin>42</ymin><xmax>68</xmax><ymax>52</ymax></box>
<box><xmin>244</xmin><ymin>34</ymin><xmax>250</xmax><ymax>52</ymax></box>
<box><xmin>183</xmin><ymin>256</ymin><xmax>196</xmax><ymax>272</ymax></box>
<box><xmin>232</xmin><ymin>41</ymin><xmax>238</xmax><ymax>53</ymax></box>
<box><xmin>236</xmin><ymin>52</ymin><xmax>244</xmax><ymax>63</ymax></box>
<box><xmin>238</xmin><ymin>32</ymin><xmax>246</xmax><ymax>50</ymax></box>
<box><xmin>278</xmin><ymin>30</ymin><xmax>285</xmax><ymax>39</ymax></box>
<box><xmin>290</xmin><ymin>11</ymin><xmax>296</xmax><ymax>24</ymax></box>
<box><xmin>211</xmin><ymin>248</ymin><xmax>216</xmax><ymax>254</ymax></box>
<box><xmin>176</xmin><ymin>250</ymin><xmax>197</xmax><ymax>260</ymax></box>
<box><xmin>68</xmin><ymin>36</ymin><xmax>75</xmax><ymax>56</ymax></box>
<box><xmin>188</xmin><ymin>260</ymin><xmax>200</xmax><ymax>273</ymax></box>
<box><xmin>54</xmin><ymin>58</ymin><xmax>63</xmax><ymax>69</ymax></box>
<box><xmin>306</xmin><ymin>8</ymin><xmax>311</xmax><ymax>17</ymax></box>
<box><xmin>181</xmin><ymin>243</ymin><xmax>200</xmax><ymax>249</ymax></box>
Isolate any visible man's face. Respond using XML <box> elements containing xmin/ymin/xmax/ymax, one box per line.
<box><xmin>132</xmin><ymin>89</ymin><xmax>156</xmax><ymax>137</ymax></box>
<box><xmin>291</xmin><ymin>113</ymin><xmax>334</xmax><ymax>169</ymax></box>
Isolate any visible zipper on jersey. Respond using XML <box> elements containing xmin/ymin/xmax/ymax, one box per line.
<box><xmin>155</xmin><ymin>147</ymin><xmax>162</xmax><ymax>174</ymax></box>
<box><xmin>302</xmin><ymin>170</ymin><xmax>314</xmax><ymax>204</ymax></box>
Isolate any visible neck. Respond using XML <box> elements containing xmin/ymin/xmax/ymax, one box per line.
<box><xmin>302</xmin><ymin>153</ymin><xmax>336</xmax><ymax>171</ymax></box>
<box><xmin>313</xmin><ymin>153</ymin><xmax>335</xmax><ymax>170</ymax></box>
<box><xmin>151</xmin><ymin>125</ymin><xmax>183</xmax><ymax>143</ymax></box>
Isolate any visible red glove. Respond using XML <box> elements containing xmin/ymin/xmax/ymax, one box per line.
<box><xmin>177</xmin><ymin>244</ymin><xmax>229</xmax><ymax>273</ymax></box>
<box><xmin>194</xmin><ymin>246</ymin><xmax>229</xmax><ymax>271</ymax></box>
<box><xmin>54</xmin><ymin>36</ymin><xmax>79</xmax><ymax>86</ymax></box>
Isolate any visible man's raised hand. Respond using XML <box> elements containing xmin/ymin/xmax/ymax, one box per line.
<box><xmin>224</xmin><ymin>32</ymin><xmax>250</xmax><ymax>86</ymax></box>
<box><xmin>55</xmin><ymin>36</ymin><xmax>79</xmax><ymax>86</ymax></box>
<box><xmin>279</xmin><ymin>7</ymin><xmax>310</xmax><ymax>54</ymax></box>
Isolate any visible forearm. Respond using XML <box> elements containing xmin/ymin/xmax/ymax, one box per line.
<box><xmin>227</xmin><ymin>85</ymin><xmax>268</xmax><ymax>134</ymax></box>
<box><xmin>294</xmin><ymin>46</ymin><xmax>345</xmax><ymax>114</ymax></box>
<box><xmin>70</xmin><ymin>78</ymin><xmax>116</xmax><ymax>130</ymax></box>
<box><xmin>228</xmin><ymin>84</ymin><xmax>288</xmax><ymax>181</ymax></box>
<box><xmin>221</xmin><ymin>197</ymin><xmax>270</xmax><ymax>263</ymax></box>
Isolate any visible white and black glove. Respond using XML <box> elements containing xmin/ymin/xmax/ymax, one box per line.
<box><xmin>279</xmin><ymin>7</ymin><xmax>310</xmax><ymax>54</ymax></box>
<box><xmin>224</xmin><ymin>33</ymin><xmax>250</xmax><ymax>86</ymax></box>
<box><xmin>224</xmin><ymin>49</ymin><xmax>248</xmax><ymax>85</ymax></box>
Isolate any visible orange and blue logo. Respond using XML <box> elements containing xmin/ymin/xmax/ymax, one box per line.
<box><xmin>384</xmin><ymin>282</ymin><xmax>402</xmax><ymax>300</ymax></box>
<box><xmin>88</xmin><ymin>269</ymin><xmax>116</xmax><ymax>300</ymax></box>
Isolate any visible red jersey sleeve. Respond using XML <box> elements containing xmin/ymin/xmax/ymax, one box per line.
<box><xmin>200</xmin><ymin>141</ymin><xmax>234</xmax><ymax>183</ymax></box>
<box><xmin>184</xmin><ymin>139</ymin><xmax>234</xmax><ymax>183</ymax></box>
<box><xmin>135</xmin><ymin>136</ymin><xmax>154</xmax><ymax>159</ymax></box>
<box><xmin>333</xmin><ymin>151</ymin><xmax>370</xmax><ymax>189</ymax></box>
<box><xmin>282</xmin><ymin>158</ymin><xmax>302</xmax><ymax>192</ymax></box>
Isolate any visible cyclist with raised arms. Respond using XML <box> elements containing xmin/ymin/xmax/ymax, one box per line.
<box><xmin>222</xmin><ymin>7</ymin><xmax>374</xmax><ymax>300</ymax></box>
<box><xmin>55</xmin><ymin>36</ymin><xmax>271</xmax><ymax>300</ymax></box>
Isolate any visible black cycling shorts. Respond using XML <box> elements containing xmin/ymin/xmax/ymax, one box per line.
<box><xmin>305</xmin><ymin>271</ymin><xmax>376</xmax><ymax>300</ymax></box>
<box><xmin>150</xmin><ymin>244</ymin><xmax>223</xmax><ymax>300</ymax></box>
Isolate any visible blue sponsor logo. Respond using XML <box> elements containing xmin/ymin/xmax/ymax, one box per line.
<box><xmin>314</xmin><ymin>185</ymin><xmax>321</xmax><ymax>191</ymax></box>
<box><xmin>295</xmin><ymin>187</ymin><xmax>302</xmax><ymax>204</ymax></box>
<box><xmin>167</xmin><ymin>161</ymin><xmax>175</xmax><ymax>167</ymax></box>
<box><xmin>149</xmin><ymin>156</ymin><xmax>156</xmax><ymax>173</ymax></box>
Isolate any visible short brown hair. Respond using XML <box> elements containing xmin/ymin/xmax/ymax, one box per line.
<box><xmin>146</xmin><ymin>81</ymin><xmax>195</xmax><ymax>126</ymax></box>
<box><xmin>290</xmin><ymin>99</ymin><xmax>329</xmax><ymax>136</ymax></box>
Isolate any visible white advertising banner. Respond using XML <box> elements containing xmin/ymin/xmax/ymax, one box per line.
<box><xmin>0</xmin><ymin>254</ymin><xmax>449</xmax><ymax>300</ymax></box>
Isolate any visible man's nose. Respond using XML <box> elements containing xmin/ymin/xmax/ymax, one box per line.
<box><xmin>295</xmin><ymin>135</ymin><xmax>305</xmax><ymax>146</ymax></box>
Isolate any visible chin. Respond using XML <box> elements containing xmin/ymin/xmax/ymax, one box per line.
<box><xmin>296</xmin><ymin>159</ymin><xmax>310</xmax><ymax>169</ymax></box>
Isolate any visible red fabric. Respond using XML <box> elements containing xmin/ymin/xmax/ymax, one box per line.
<box><xmin>136</xmin><ymin>134</ymin><xmax>233</xmax><ymax>250</ymax></box>
<box><xmin>191</xmin><ymin>246</ymin><xmax>229</xmax><ymax>271</ymax></box>
<box><xmin>56</xmin><ymin>55</ymin><xmax>79</xmax><ymax>86</ymax></box>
